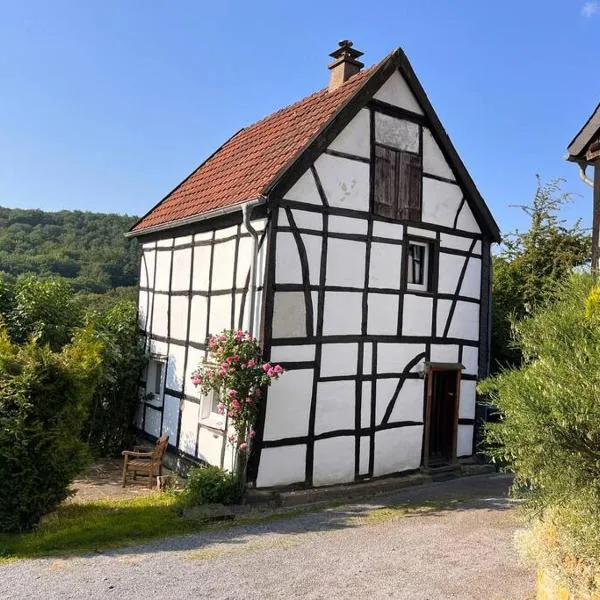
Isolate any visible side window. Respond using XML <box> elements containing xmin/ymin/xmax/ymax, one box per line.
<box><xmin>373</xmin><ymin>112</ymin><xmax>422</xmax><ymax>222</ymax></box>
<box><xmin>406</xmin><ymin>241</ymin><xmax>433</xmax><ymax>292</ymax></box>
<box><xmin>146</xmin><ymin>358</ymin><xmax>165</xmax><ymax>404</ymax></box>
<box><xmin>200</xmin><ymin>388</ymin><xmax>221</xmax><ymax>420</ymax></box>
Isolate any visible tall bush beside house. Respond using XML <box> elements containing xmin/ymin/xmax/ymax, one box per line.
<box><xmin>481</xmin><ymin>275</ymin><xmax>600</xmax><ymax>596</ymax></box>
<box><xmin>84</xmin><ymin>300</ymin><xmax>147</xmax><ymax>456</ymax></box>
<box><xmin>191</xmin><ymin>329</ymin><xmax>284</xmax><ymax>490</ymax></box>
<box><xmin>0</xmin><ymin>325</ymin><xmax>103</xmax><ymax>533</ymax></box>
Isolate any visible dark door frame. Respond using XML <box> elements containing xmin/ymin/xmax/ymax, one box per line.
<box><xmin>422</xmin><ymin>363</ymin><xmax>463</xmax><ymax>469</ymax></box>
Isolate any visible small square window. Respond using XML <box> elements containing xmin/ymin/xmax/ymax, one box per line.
<box><xmin>201</xmin><ymin>388</ymin><xmax>221</xmax><ymax>420</ymax></box>
<box><xmin>407</xmin><ymin>242</ymin><xmax>430</xmax><ymax>291</ymax></box>
<box><xmin>146</xmin><ymin>358</ymin><xmax>165</xmax><ymax>404</ymax></box>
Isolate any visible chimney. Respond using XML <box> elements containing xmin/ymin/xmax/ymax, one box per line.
<box><xmin>328</xmin><ymin>40</ymin><xmax>364</xmax><ymax>92</ymax></box>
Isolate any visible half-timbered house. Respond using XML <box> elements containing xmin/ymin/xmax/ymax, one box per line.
<box><xmin>127</xmin><ymin>41</ymin><xmax>500</xmax><ymax>488</ymax></box>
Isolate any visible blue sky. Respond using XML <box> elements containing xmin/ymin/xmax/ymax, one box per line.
<box><xmin>0</xmin><ymin>1</ymin><xmax>598</xmax><ymax>236</ymax></box>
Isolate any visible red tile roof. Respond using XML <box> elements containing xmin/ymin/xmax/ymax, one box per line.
<box><xmin>131</xmin><ymin>66</ymin><xmax>377</xmax><ymax>233</ymax></box>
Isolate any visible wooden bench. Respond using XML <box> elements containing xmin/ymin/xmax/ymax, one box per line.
<box><xmin>122</xmin><ymin>435</ymin><xmax>169</xmax><ymax>488</ymax></box>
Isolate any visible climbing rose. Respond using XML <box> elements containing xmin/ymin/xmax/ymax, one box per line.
<box><xmin>239</xmin><ymin>442</ymin><xmax>248</xmax><ymax>451</ymax></box>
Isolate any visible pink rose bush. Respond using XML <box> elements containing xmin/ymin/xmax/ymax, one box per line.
<box><xmin>191</xmin><ymin>329</ymin><xmax>284</xmax><ymax>456</ymax></box>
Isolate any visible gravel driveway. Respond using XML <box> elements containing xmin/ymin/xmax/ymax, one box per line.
<box><xmin>1</xmin><ymin>473</ymin><xmax>534</xmax><ymax>600</ymax></box>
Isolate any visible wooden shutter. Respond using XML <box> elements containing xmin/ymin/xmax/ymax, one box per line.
<box><xmin>397</xmin><ymin>152</ymin><xmax>422</xmax><ymax>222</ymax></box>
<box><xmin>374</xmin><ymin>145</ymin><xmax>397</xmax><ymax>219</ymax></box>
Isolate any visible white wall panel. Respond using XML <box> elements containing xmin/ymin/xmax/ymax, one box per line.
<box><xmin>440</xmin><ymin>234</ymin><xmax>481</xmax><ymax>254</ymax></box>
<box><xmin>211</xmin><ymin>240</ymin><xmax>236</xmax><ymax>291</ymax></box>
<box><xmin>430</xmin><ymin>344</ymin><xmax>459</xmax><ymax>364</ymax></box>
<box><xmin>170</xmin><ymin>296</ymin><xmax>189</xmax><ymax>341</ymax></box>
<box><xmin>303</xmin><ymin>234</ymin><xmax>322</xmax><ymax>285</ymax></box>
<box><xmin>270</xmin><ymin>344</ymin><xmax>316</xmax><ymax>363</ymax></box>
<box><xmin>313</xmin><ymin>437</ymin><xmax>355</xmax><ymax>486</ymax></box>
<box><xmin>197</xmin><ymin>426</ymin><xmax>224</xmax><ymax>465</ymax></box>
<box><xmin>192</xmin><ymin>244</ymin><xmax>211</xmax><ymax>291</ymax></box>
<box><xmin>407</xmin><ymin>226</ymin><xmax>436</xmax><ymax>239</ymax></box>
<box><xmin>359</xmin><ymin>436</ymin><xmax>370</xmax><ymax>475</ymax></box>
<box><xmin>373</xmin><ymin>70</ymin><xmax>424</xmax><ymax>115</ymax></box>
<box><xmin>438</xmin><ymin>253</ymin><xmax>465</xmax><ymax>295</ymax></box>
<box><xmin>388</xmin><ymin>379</ymin><xmax>425</xmax><ymax>423</ymax></box>
<box><xmin>185</xmin><ymin>346</ymin><xmax>204</xmax><ymax>400</ymax></box>
<box><xmin>272</xmin><ymin>292</ymin><xmax>307</xmax><ymax>338</ymax></box>
<box><xmin>179</xmin><ymin>400</ymin><xmax>199</xmax><ymax>455</ymax></box>
<box><xmin>138</xmin><ymin>290</ymin><xmax>150</xmax><ymax>331</ymax></box>
<box><xmin>321</xmin><ymin>343</ymin><xmax>359</xmax><ymax>377</ymax></box>
<box><xmin>208</xmin><ymin>294</ymin><xmax>232</xmax><ymax>335</ymax></box>
<box><xmin>326</xmin><ymin>238</ymin><xmax>366</xmax><ymax>287</ymax></box>
<box><xmin>275</xmin><ymin>233</ymin><xmax>303</xmax><ymax>284</ymax></box>
<box><xmin>235</xmin><ymin>236</ymin><xmax>252</xmax><ymax>288</ymax></box>
<box><xmin>174</xmin><ymin>235</ymin><xmax>192</xmax><ymax>246</ymax></box>
<box><xmin>422</xmin><ymin>178</ymin><xmax>463</xmax><ymax>229</ymax></box>
<box><xmin>446</xmin><ymin>301</ymin><xmax>480</xmax><ymax>341</ymax></box>
<box><xmin>188</xmin><ymin>296</ymin><xmax>208</xmax><ymax>345</ymax></box>
<box><xmin>378</xmin><ymin>343</ymin><xmax>426</xmax><ymax>374</ymax></box>
<box><xmin>402</xmin><ymin>295</ymin><xmax>432</xmax><ymax>337</ymax></box>
<box><xmin>375</xmin><ymin>113</ymin><xmax>419</xmax><ymax>152</ymax></box>
<box><xmin>171</xmin><ymin>247</ymin><xmax>192</xmax><ymax>291</ymax></box>
<box><xmin>373</xmin><ymin>426</ymin><xmax>423</xmax><ymax>476</ymax></box>
<box><xmin>361</xmin><ymin>381</ymin><xmax>371</xmax><ymax>428</ymax></box>
<box><xmin>162</xmin><ymin>395</ymin><xmax>180</xmax><ymax>441</ymax></box>
<box><xmin>151</xmin><ymin>294</ymin><xmax>169</xmax><ymax>338</ymax></box>
<box><xmin>329</xmin><ymin>215</ymin><xmax>368</xmax><ymax>235</ymax></box>
<box><xmin>369</xmin><ymin>242</ymin><xmax>402</xmax><ymax>289</ymax></box>
<box><xmin>422</xmin><ymin>128</ymin><xmax>455</xmax><ymax>180</ymax></box>
<box><xmin>457</xmin><ymin>425</ymin><xmax>474</xmax><ymax>457</ymax></box>
<box><xmin>436</xmin><ymin>300</ymin><xmax>451</xmax><ymax>337</ymax></box>
<box><xmin>285</xmin><ymin>169</ymin><xmax>323</xmax><ymax>205</ymax></box>
<box><xmin>323</xmin><ymin>291</ymin><xmax>362</xmax><ymax>335</ymax></box>
<box><xmin>363</xmin><ymin>343</ymin><xmax>373</xmax><ymax>374</ymax></box>
<box><xmin>262</xmin><ymin>369</ymin><xmax>313</xmax><ymax>440</ymax></box>
<box><xmin>140</xmin><ymin>250</ymin><xmax>155</xmax><ymax>289</ymax></box>
<box><xmin>328</xmin><ymin>108</ymin><xmax>370</xmax><ymax>158</ymax></box>
<box><xmin>314</xmin><ymin>154</ymin><xmax>370</xmax><ymax>212</ymax></box>
<box><xmin>154</xmin><ymin>251</ymin><xmax>172</xmax><ymax>292</ymax></box>
<box><xmin>459</xmin><ymin>380</ymin><xmax>477</xmax><ymax>420</ymax></box>
<box><xmin>214</xmin><ymin>225</ymin><xmax>237</xmax><ymax>240</ymax></box>
<box><xmin>462</xmin><ymin>346</ymin><xmax>479</xmax><ymax>375</ymax></box>
<box><xmin>315</xmin><ymin>380</ymin><xmax>355</xmax><ymax>434</ymax></box>
<box><xmin>456</xmin><ymin>202</ymin><xmax>481</xmax><ymax>234</ymax></box>
<box><xmin>367</xmin><ymin>293</ymin><xmax>399</xmax><ymax>336</ymax></box>
<box><xmin>145</xmin><ymin>406</ymin><xmax>161</xmax><ymax>438</ymax></box>
<box><xmin>291</xmin><ymin>209</ymin><xmax>323</xmax><ymax>231</ymax></box>
<box><xmin>460</xmin><ymin>258</ymin><xmax>482</xmax><ymax>299</ymax></box>
<box><xmin>372</xmin><ymin>220</ymin><xmax>403</xmax><ymax>240</ymax></box>
<box><xmin>257</xmin><ymin>446</ymin><xmax>306</xmax><ymax>487</ymax></box>
<box><xmin>166</xmin><ymin>343</ymin><xmax>186</xmax><ymax>391</ymax></box>
<box><xmin>157</xmin><ymin>238</ymin><xmax>173</xmax><ymax>248</ymax></box>
<box><xmin>148</xmin><ymin>338</ymin><xmax>167</xmax><ymax>357</ymax></box>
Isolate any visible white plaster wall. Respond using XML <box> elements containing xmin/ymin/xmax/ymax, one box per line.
<box><xmin>290</xmin><ymin>209</ymin><xmax>323</xmax><ymax>231</ymax></box>
<box><xmin>363</xmin><ymin>343</ymin><xmax>373</xmax><ymax>374</ymax></box>
<box><xmin>166</xmin><ymin>343</ymin><xmax>186</xmax><ymax>391</ymax></box>
<box><xmin>329</xmin><ymin>215</ymin><xmax>368</xmax><ymax>235</ymax></box>
<box><xmin>430</xmin><ymin>344</ymin><xmax>459</xmax><ymax>364</ymax></box>
<box><xmin>140</xmin><ymin>249</ymin><xmax>155</xmax><ymax>289</ymax></box>
<box><xmin>270</xmin><ymin>344</ymin><xmax>316</xmax><ymax>363</ymax></box>
<box><xmin>373</xmin><ymin>426</ymin><xmax>423</xmax><ymax>476</ymax></box>
<box><xmin>303</xmin><ymin>234</ymin><xmax>322</xmax><ymax>285</ymax></box>
<box><xmin>148</xmin><ymin>338</ymin><xmax>167</xmax><ymax>357</ymax></box>
<box><xmin>179</xmin><ymin>400</ymin><xmax>199</xmax><ymax>455</ymax></box>
<box><xmin>456</xmin><ymin>202</ymin><xmax>481</xmax><ymax>234</ymax></box>
<box><xmin>323</xmin><ymin>291</ymin><xmax>362</xmax><ymax>335</ymax></box>
<box><xmin>262</xmin><ymin>369</ymin><xmax>313</xmax><ymax>440</ymax></box>
<box><xmin>138</xmin><ymin>290</ymin><xmax>150</xmax><ymax>331</ymax></box>
<box><xmin>328</xmin><ymin>108</ymin><xmax>370</xmax><ymax>158</ymax></box>
<box><xmin>446</xmin><ymin>301</ymin><xmax>480</xmax><ymax>341</ymax></box>
<box><xmin>375</xmin><ymin>378</ymin><xmax>423</xmax><ymax>423</ymax></box>
<box><xmin>145</xmin><ymin>407</ymin><xmax>161</xmax><ymax>438</ymax></box>
<box><xmin>184</xmin><ymin>346</ymin><xmax>204</xmax><ymax>400</ymax></box>
<box><xmin>272</xmin><ymin>292</ymin><xmax>309</xmax><ymax>338</ymax></box>
<box><xmin>459</xmin><ymin>380</ymin><xmax>477</xmax><ymax>420</ymax></box>
<box><xmin>320</xmin><ymin>343</ymin><xmax>359</xmax><ymax>377</ymax></box>
<box><xmin>157</xmin><ymin>238</ymin><xmax>173</xmax><ymax>248</ymax></box>
<box><xmin>438</xmin><ymin>253</ymin><xmax>466</xmax><ymax>295</ymax></box>
<box><xmin>284</xmin><ymin>169</ymin><xmax>323</xmax><ymax>205</ymax></box>
<box><xmin>191</xmin><ymin>244</ymin><xmax>211</xmax><ymax>291</ymax></box>
<box><xmin>174</xmin><ymin>235</ymin><xmax>192</xmax><ymax>246</ymax></box>
<box><xmin>326</xmin><ymin>238</ymin><xmax>366</xmax><ymax>287</ymax></box>
<box><xmin>208</xmin><ymin>294</ymin><xmax>232</xmax><ymax>334</ymax></box>
<box><xmin>373</xmin><ymin>221</ymin><xmax>403</xmax><ymax>240</ymax></box>
<box><xmin>275</xmin><ymin>233</ymin><xmax>303</xmax><ymax>284</ymax></box>
<box><xmin>313</xmin><ymin>437</ymin><xmax>355</xmax><ymax>486</ymax></box>
<box><xmin>402</xmin><ymin>295</ymin><xmax>433</xmax><ymax>337</ymax></box>
<box><xmin>169</xmin><ymin>296</ymin><xmax>189</xmax><ymax>341</ymax></box>
<box><xmin>211</xmin><ymin>239</ymin><xmax>236</xmax><ymax>291</ymax></box>
<box><xmin>422</xmin><ymin>128</ymin><xmax>455</xmax><ymax>180</ymax></box>
<box><xmin>359</xmin><ymin>436</ymin><xmax>370</xmax><ymax>475</ymax></box>
<box><xmin>171</xmin><ymin>247</ymin><xmax>192</xmax><ymax>291</ymax></box>
<box><xmin>369</xmin><ymin>242</ymin><xmax>402</xmax><ymax>288</ymax></box>
<box><xmin>407</xmin><ymin>226</ymin><xmax>436</xmax><ymax>239</ymax></box>
<box><xmin>459</xmin><ymin>258</ymin><xmax>481</xmax><ymax>299</ymax></box>
<box><xmin>151</xmin><ymin>294</ymin><xmax>169</xmax><ymax>338</ymax></box>
<box><xmin>361</xmin><ymin>381</ymin><xmax>371</xmax><ymax>428</ymax></box>
<box><xmin>422</xmin><ymin>178</ymin><xmax>463</xmax><ymax>229</ymax></box>
<box><xmin>378</xmin><ymin>343</ymin><xmax>426</xmax><ymax>374</ymax></box>
<box><xmin>373</xmin><ymin>70</ymin><xmax>424</xmax><ymax>115</ymax></box>
<box><xmin>162</xmin><ymin>395</ymin><xmax>180</xmax><ymax>441</ymax></box>
<box><xmin>314</xmin><ymin>154</ymin><xmax>370</xmax><ymax>212</ymax></box>
<box><xmin>457</xmin><ymin>425</ymin><xmax>474</xmax><ymax>457</ymax></box>
<box><xmin>462</xmin><ymin>346</ymin><xmax>479</xmax><ymax>375</ymax></box>
<box><xmin>367</xmin><ymin>293</ymin><xmax>399</xmax><ymax>336</ymax></box>
<box><xmin>188</xmin><ymin>296</ymin><xmax>208</xmax><ymax>345</ymax></box>
<box><xmin>315</xmin><ymin>380</ymin><xmax>355</xmax><ymax>434</ymax></box>
<box><xmin>440</xmin><ymin>234</ymin><xmax>481</xmax><ymax>253</ymax></box>
<box><xmin>257</xmin><ymin>446</ymin><xmax>306</xmax><ymax>487</ymax></box>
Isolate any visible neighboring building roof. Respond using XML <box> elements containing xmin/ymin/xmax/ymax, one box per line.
<box><xmin>566</xmin><ymin>102</ymin><xmax>600</xmax><ymax>161</ymax></box>
<box><xmin>129</xmin><ymin>48</ymin><xmax>500</xmax><ymax>242</ymax></box>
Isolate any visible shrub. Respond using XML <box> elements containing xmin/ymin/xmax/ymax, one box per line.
<box><xmin>179</xmin><ymin>465</ymin><xmax>243</xmax><ymax>506</ymax></box>
<box><xmin>481</xmin><ymin>274</ymin><xmax>600</xmax><ymax>593</ymax></box>
<box><xmin>83</xmin><ymin>300</ymin><xmax>147</xmax><ymax>456</ymax></box>
<box><xmin>0</xmin><ymin>325</ymin><xmax>103</xmax><ymax>532</ymax></box>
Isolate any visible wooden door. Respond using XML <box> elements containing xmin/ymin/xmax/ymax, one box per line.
<box><xmin>424</xmin><ymin>369</ymin><xmax>460</xmax><ymax>467</ymax></box>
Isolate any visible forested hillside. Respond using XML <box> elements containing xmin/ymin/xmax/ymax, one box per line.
<box><xmin>0</xmin><ymin>206</ymin><xmax>140</xmax><ymax>293</ymax></box>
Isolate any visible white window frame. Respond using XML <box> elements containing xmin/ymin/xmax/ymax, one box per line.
<box><xmin>145</xmin><ymin>356</ymin><xmax>166</xmax><ymax>406</ymax></box>
<box><xmin>407</xmin><ymin>241</ymin><xmax>429</xmax><ymax>292</ymax></box>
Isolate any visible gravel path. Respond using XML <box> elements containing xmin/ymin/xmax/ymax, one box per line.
<box><xmin>1</xmin><ymin>474</ymin><xmax>534</xmax><ymax>600</ymax></box>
